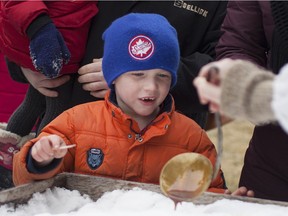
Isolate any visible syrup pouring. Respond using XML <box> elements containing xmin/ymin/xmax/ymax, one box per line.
<box><xmin>159</xmin><ymin>67</ymin><xmax>223</xmax><ymax>208</ymax></box>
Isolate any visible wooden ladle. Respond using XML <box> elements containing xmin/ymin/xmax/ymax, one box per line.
<box><xmin>159</xmin><ymin>112</ymin><xmax>223</xmax><ymax>204</ymax></box>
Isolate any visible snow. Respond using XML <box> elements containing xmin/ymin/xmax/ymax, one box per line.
<box><xmin>0</xmin><ymin>187</ymin><xmax>287</xmax><ymax>216</ymax></box>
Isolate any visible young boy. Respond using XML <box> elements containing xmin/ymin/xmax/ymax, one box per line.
<box><xmin>13</xmin><ymin>13</ymin><xmax>226</xmax><ymax>194</ymax></box>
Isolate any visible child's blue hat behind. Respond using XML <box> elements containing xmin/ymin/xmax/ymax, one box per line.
<box><xmin>102</xmin><ymin>13</ymin><xmax>180</xmax><ymax>89</ymax></box>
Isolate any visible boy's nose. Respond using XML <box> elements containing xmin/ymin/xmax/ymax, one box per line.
<box><xmin>143</xmin><ymin>79</ymin><xmax>158</xmax><ymax>91</ymax></box>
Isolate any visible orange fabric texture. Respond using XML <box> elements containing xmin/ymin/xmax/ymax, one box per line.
<box><xmin>13</xmin><ymin>92</ymin><xmax>225</xmax><ymax>193</ymax></box>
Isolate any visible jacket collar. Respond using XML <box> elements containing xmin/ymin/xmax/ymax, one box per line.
<box><xmin>106</xmin><ymin>90</ymin><xmax>174</xmax><ymax>114</ymax></box>
<box><xmin>104</xmin><ymin>90</ymin><xmax>175</xmax><ymax>133</ymax></box>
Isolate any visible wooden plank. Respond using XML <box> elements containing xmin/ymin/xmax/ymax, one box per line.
<box><xmin>62</xmin><ymin>173</ymin><xmax>288</xmax><ymax>207</ymax></box>
<box><xmin>0</xmin><ymin>174</ymin><xmax>66</xmax><ymax>205</ymax></box>
<box><xmin>1</xmin><ymin>172</ymin><xmax>288</xmax><ymax>207</ymax></box>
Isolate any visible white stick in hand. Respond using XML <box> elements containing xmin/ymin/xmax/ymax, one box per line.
<box><xmin>57</xmin><ymin>144</ymin><xmax>76</xmax><ymax>150</ymax></box>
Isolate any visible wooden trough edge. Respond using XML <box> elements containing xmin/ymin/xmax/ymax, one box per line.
<box><xmin>0</xmin><ymin>172</ymin><xmax>288</xmax><ymax>207</ymax></box>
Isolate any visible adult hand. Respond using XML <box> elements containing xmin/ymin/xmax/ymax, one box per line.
<box><xmin>78</xmin><ymin>58</ymin><xmax>109</xmax><ymax>98</ymax></box>
<box><xmin>193</xmin><ymin>58</ymin><xmax>236</xmax><ymax>112</ymax></box>
<box><xmin>21</xmin><ymin>67</ymin><xmax>70</xmax><ymax>97</ymax></box>
<box><xmin>225</xmin><ymin>186</ymin><xmax>254</xmax><ymax>197</ymax></box>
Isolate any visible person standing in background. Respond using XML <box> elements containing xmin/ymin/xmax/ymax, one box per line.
<box><xmin>215</xmin><ymin>1</ymin><xmax>288</xmax><ymax>202</ymax></box>
<box><xmin>73</xmin><ymin>1</ymin><xmax>227</xmax><ymax>130</ymax></box>
<box><xmin>16</xmin><ymin>1</ymin><xmax>227</xmax><ymax>130</ymax></box>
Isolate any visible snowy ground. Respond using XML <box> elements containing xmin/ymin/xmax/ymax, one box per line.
<box><xmin>0</xmin><ymin>187</ymin><xmax>287</xmax><ymax>216</ymax></box>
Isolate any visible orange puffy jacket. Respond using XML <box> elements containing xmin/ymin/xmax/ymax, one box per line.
<box><xmin>13</xmin><ymin>92</ymin><xmax>225</xmax><ymax>193</ymax></box>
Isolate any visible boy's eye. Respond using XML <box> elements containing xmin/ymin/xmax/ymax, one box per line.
<box><xmin>158</xmin><ymin>73</ymin><xmax>171</xmax><ymax>78</ymax></box>
<box><xmin>131</xmin><ymin>72</ymin><xmax>144</xmax><ymax>76</ymax></box>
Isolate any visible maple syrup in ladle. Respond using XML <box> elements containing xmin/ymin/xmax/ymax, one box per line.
<box><xmin>159</xmin><ymin>112</ymin><xmax>223</xmax><ymax>209</ymax></box>
<box><xmin>159</xmin><ymin>153</ymin><xmax>213</xmax><ymax>209</ymax></box>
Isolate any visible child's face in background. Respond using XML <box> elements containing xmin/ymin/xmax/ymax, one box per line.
<box><xmin>114</xmin><ymin>69</ymin><xmax>171</xmax><ymax>119</ymax></box>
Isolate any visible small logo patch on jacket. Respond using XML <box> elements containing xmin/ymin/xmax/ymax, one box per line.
<box><xmin>87</xmin><ymin>148</ymin><xmax>104</xmax><ymax>170</ymax></box>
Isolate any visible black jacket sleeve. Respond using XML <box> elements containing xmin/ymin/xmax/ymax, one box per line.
<box><xmin>171</xmin><ymin>1</ymin><xmax>227</xmax><ymax>114</ymax></box>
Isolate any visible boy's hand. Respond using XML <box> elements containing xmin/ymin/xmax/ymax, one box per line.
<box><xmin>225</xmin><ymin>186</ymin><xmax>254</xmax><ymax>197</ymax></box>
<box><xmin>31</xmin><ymin>135</ymin><xmax>68</xmax><ymax>167</ymax></box>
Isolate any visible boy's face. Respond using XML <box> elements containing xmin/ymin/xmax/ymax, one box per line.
<box><xmin>114</xmin><ymin>69</ymin><xmax>171</xmax><ymax>118</ymax></box>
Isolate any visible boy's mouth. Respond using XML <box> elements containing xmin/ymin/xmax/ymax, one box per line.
<box><xmin>141</xmin><ymin>97</ymin><xmax>155</xmax><ymax>102</ymax></box>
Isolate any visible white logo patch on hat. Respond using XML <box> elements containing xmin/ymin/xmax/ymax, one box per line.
<box><xmin>129</xmin><ymin>35</ymin><xmax>154</xmax><ymax>60</ymax></box>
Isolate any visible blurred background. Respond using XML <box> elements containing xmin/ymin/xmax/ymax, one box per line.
<box><xmin>207</xmin><ymin>119</ymin><xmax>254</xmax><ymax>192</ymax></box>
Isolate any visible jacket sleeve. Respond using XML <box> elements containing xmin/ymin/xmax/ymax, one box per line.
<box><xmin>216</xmin><ymin>1</ymin><xmax>269</xmax><ymax>67</ymax></box>
<box><xmin>220</xmin><ymin>60</ymin><xmax>275</xmax><ymax>125</ymax></box>
<box><xmin>272</xmin><ymin>64</ymin><xmax>288</xmax><ymax>134</ymax></box>
<box><xmin>13</xmin><ymin>109</ymin><xmax>76</xmax><ymax>186</ymax></box>
<box><xmin>1</xmin><ymin>1</ymin><xmax>48</xmax><ymax>36</ymax></box>
<box><xmin>171</xmin><ymin>1</ymin><xmax>227</xmax><ymax>113</ymax></box>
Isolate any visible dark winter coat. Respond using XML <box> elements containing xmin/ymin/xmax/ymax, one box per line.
<box><xmin>216</xmin><ymin>1</ymin><xmax>288</xmax><ymax>202</ymax></box>
<box><xmin>0</xmin><ymin>1</ymin><xmax>98</xmax><ymax>74</ymax></box>
<box><xmin>216</xmin><ymin>1</ymin><xmax>274</xmax><ymax>67</ymax></box>
<box><xmin>70</xmin><ymin>1</ymin><xmax>228</xmax><ymax>124</ymax></box>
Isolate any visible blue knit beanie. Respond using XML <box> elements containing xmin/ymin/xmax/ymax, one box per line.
<box><xmin>102</xmin><ymin>13</ymin><xmax>180</xmax><ymax>89</ymax></box>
